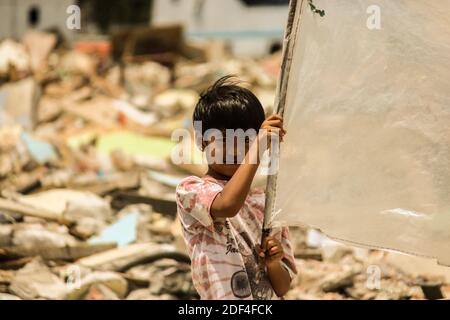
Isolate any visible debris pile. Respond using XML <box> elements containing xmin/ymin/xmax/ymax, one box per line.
<box><xmin>286</xmin><ymin>230</ymin><xmax>450</xmax><ymax>300</ymax></box>
<box><xmin>0</xmin><ymin>28</ymin><xmax>281</xmax><ymax>301</ymax></box>
<box><xmin>0</xmin><ymin>29</ymin><xmax>448</xmax><ymax>300</ymax></box>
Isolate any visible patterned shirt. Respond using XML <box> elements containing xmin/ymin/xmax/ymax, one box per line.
<box><xmin>175</xmin><ymin>175</ymin><xmax>297</xmax><ymax>300</ymax></box>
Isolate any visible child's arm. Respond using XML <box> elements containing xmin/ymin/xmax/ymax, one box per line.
<box><xmin>210</xmin><ymin>115</ymin><xmax>285</xmax><ymax>218</ymax></box>
<box><xmin>258</xmin><ymin>236</ymin><xmax>292</xmax><ymax>297</ymax></box>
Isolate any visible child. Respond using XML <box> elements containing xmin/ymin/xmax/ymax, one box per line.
<box><xmin>175</xmin><ymin>76</ymin><xmax>297</xmax><ymax>300</ymax></box>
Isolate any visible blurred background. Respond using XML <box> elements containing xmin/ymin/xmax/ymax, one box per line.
<box><xmin>1</xmin><ymin>0</ymin><xmax>289</xmax><ymax>56</ymax></box>
<box><xmin>0</xmin><ymin>0</ymin><xmax>448</xmax><ymax>301</ymax></box>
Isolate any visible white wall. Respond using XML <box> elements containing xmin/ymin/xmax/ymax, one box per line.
<box><xmin>152</xmin><ymin>0</ymin><xmax>289</xmax><ymax>56</ymax></box>
<box><xmin>0</xmin><ymin>0</ymin><xmax>75</xmax><ymax>40</ymax></box>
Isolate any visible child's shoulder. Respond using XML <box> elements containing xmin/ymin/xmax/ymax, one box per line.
<box><xmin>175</xmin><ymin>176</ymin><xmax>224</xmax><ymax>218</ymax></box>
<box><xmin>177</xmin><ymin>175</ymin><xmax>219</xmax><ymax>187</ymax></box>
<box><xmin>176</xmin><ymin>175</ymin><xmax>224</xmax><ymax>195</ymax></box>
<box><xmin>177</xmin><ymin>175</ymin><xmax>203</xmax><ymax>187</ymax></box>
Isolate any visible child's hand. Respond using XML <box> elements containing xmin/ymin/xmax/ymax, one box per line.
<box><xmin>256</xmin><ymin>236</ymin><xmax>285</xmax><ymax>267</ymax></box>
<box><xmin>259</xmin><ymin>114</ymin><xmax>287</xmax><ymax>150</ymax></box>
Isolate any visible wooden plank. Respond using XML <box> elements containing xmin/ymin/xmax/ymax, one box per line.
<box><xmin>0</xmin><ymin>243</ymin><xmax>117</xmax><ymax>261</ymax></box>
<box><xmin>0</xmin><ymin>198</ymin><xmax>71</xmax><ymax>225</ymax></box>
<box><xmin>76</xmin><ymin>243</ymin><xmax>179</xmax><ymax>271</ymax></box>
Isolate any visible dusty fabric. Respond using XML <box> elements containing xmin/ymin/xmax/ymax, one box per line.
<box><xmin>271</xmin><ymin>0</ymin><xmax>450</xmax><ymax>265</ymax></box>
<box><xmin>176</xmin><ymin>176</ymin><xmax>297</xmax><ymax>300</ymax></box>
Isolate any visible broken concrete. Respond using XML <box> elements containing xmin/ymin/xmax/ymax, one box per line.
<box><xmin>64</xmin><ymin>271</ymin><xmax>127</xmax><ymax>300</ymax></box>
<box><xmin>0</xmin><ymin>293</ymin><xmax>21</xmax><ymax>300</ymax></box>
<box><xmin>9</xmin><ymin>259</ymin><xmax>67</xmax><ymax>300</ymax></box>
<box><xmin>12</xmin><ymin>224</ymin><xmax>77</xmax><ymax>249</ymax></box>
<box><xmin>0</xmin><ymin>224</ymin><xmax>13</xmax><ymax>247</ymax></box>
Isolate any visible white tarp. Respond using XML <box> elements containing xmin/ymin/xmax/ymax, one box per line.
<box><xmin>271</xmin><ymin>0</ymin><xmax>450</xmax><ymax>265</ymax></box>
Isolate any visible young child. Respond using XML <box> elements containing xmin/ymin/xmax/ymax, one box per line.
<box><xmin>175</xmin><ymin>76</ymin><xmax>297</xmax><ymax>300</ymax></box>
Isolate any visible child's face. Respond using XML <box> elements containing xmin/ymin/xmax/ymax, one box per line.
<box><xmin>203</xmin><ymin>134</ymin><xmax>252</xmax><ymax>178</ymax></box>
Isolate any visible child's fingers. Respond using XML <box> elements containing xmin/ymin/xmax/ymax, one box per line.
<box><xmin>261</xmin><ymin>115</ymin><xmax>287</xmax><ymax>143</ymax></box>
<box><xmin>266</xmin><ymin>114</ymin><xmax>283</xmax><ymax>122</ymax></box>
<box><xmin>268</xmin><ymin>246</ymin><xmax>283</xmax><ymax>257</ymax></box>
<box><xmin>266</xmin><ymin>239</ymin><xmax>276</xmax><ymax>249</ymax></box>
<box><xmin>255</xmin><ymin>245</ymin><xmax>265</xmax><ymax>257</ymax></box>
<box><xmin>263</xmin><ymin>120</ymin><xmax>283</xmax><ymax>129</ymax></box>
<box><xmin>264</xmin><ymin>236</ymin><xmax>277</xmax><ymax>251</ymax></box>
<box><xmin>269</xmin><ymin>245</ymin><xmax>280</xmax><ymax>253</ymax></box>
<box><xmin>261</xmin><ymin>236</ymin><xmax>284</xmax><ymax>263</ymax></box>
<box><xmin>268</xmin><ymin>247</ymin><xmax>281</xmax><ymax>257</ymax></box>
<box><xmin>266</xmin><ymin>238</ymin><xmax>280</xmax><ymax>250</ymax></box>
<box><xmin>264</xmin><ymin>118</ymin><xmax>283</xmax><ymax>124</ymax></box>
<box><xmin>263</xmin><ymin>116</ymin><xmax>283</xmax><ymax>124</ymax></box>
<box><xmin>260</xmin><ymin>128</ymin><xmax>286</xmax><ymax>143</ymax></box>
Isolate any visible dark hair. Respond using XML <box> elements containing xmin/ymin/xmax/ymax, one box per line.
<box><xmin>193</xmin><ymin>76</ymin><xmax>265</xmax><ymax>135</ymax></box>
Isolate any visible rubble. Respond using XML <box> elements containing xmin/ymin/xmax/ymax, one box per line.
<box><xmin>0</xmin><ymin>40</ymin><xmax>30</xmax><ymax>80</ymax></box>
<box><xmin>0</xmin><ymin>198</ymin><xmax>69</xmax><ymax>225</ymax></box>
<box><xmin>0</xmin><ymin>225</ymin><xmax>13</xmax><ymax>247</ymax></box>
<box><xmin>153</xmin><ymin>89</ymin><xmax>199</xmax><ymax>118</ymax></box>
<box><xmin>0</xmin><ymin>293</ymin><xmax>21</xmax><ymax>300</ymax></box>
<box><xmin>320</xmin><ymin>269</ymin><xmax>361</xmax><ymax>293</ymax></box>
<box><xmin>22</xmin><ymin>31</ymin><xmax>57</xmax><ymax>74</ymax></box>
<box><xmin>126</xmin><ymin>289</ymin><xmax>173</xmax><ymax>300</ymax></box>
<box><xmin>84</xmin><ymin>283</ymin><xmax>120</xmax><ymax>300</ymax></box>
<box><xmin>21</xmin><ymin>132</ymin><xmax>58</xmax><ymax>164</ymax></box>
<box><xmin>0</xmin><ymin>78</ymin><xmax>36</xmax><ymax>128</ymax></box>
<box><xmin>64</xmin><ymin>271</ymin><xmax>127</xmax><ymax>300</ymax></box>
<box><xmin>89</xmin><ymin>211</ymin><xmax>138</xmax><ymax>247</ymax></box>
<box><xmin>124</xmin><ymin>62</ymin><xmax>171</xmax><ymax>108</ymax></box>
<box><xmin>76</xmin><ymin>243</ymin><xmax>186</xmax><ymax>272</ymax></box>
<box><xmin>9</xmin><ymin>258</ymin><xmax>67</xmax><ymax>300</ymax></box>
<box><xmin>0</xmin><ymin>32</ymin><xmax>448</xmax><ymax>301</ymax></box>
<box><xmin>16</xmin><ymin>189</ymin><xmax>112</xmax><ymax>236</ymax></box>
<box><xmin>287</xmin><ymin>237</ymin><xmax>450</xmax><ymax>300</ymax></box>
<box><xmin>12</xmin><ymin>224</ymin><xmax>77</xmax><ymax>249</ymax></box>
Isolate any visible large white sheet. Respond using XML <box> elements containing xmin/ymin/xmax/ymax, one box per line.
<box><xmin>271</xmin><ymin>0</ymin><xmax>450</xmax><ymax>265</ymax></box>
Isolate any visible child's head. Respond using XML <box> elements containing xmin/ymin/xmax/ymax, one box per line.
<box><xmin>193</xmin><ymin>76</ymin><xmax>265</xmax><ymax>178</ymax></box>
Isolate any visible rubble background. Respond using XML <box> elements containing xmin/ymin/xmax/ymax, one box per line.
<box><xmin>1</xmin><ymin>15</ymin><xmax>449</xmax><ymax>301</ymax></box>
